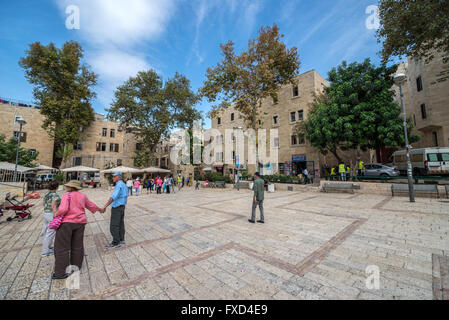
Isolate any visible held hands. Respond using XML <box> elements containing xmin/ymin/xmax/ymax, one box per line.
<box><xmin>98</xmin><ymin>207</ymin><xmax>106</xmax><ymax>214</ymax></box>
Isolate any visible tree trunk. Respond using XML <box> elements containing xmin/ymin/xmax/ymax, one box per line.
<box><xmin>252</xmin><ymin>101</ymin><xmax>258</xmax><ymax>173</ymax></box>
<box><xmin>328</xmin><ymin>147</ymin><xmax>342</xmax><ymax>163</ymax></box>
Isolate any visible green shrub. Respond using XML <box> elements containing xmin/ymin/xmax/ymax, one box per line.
<box><xmin>197</xmin><ymin>172</ymin><xmax>231</xmax><ymax>183</ymax></box>
<box><xmin>54</xmin><ymin>172</ymin><xmax>64</xmax><ymax>183</ymax></box>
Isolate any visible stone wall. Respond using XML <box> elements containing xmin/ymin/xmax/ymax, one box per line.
<box><xmin>319</xmin><ymin>180</ymin><xmax>447</xmax><ymax>198</ymax></box>
<box><xmin>65</xmin><ymin>113</ymin><xmax>136</xmax><ymax>170</ymax></box>
<box><xmin>396</xmin><ymin>52</ymin><xmax>449</xmax><ymax>148</ymax></box>
<box><xmin>210</xmin><ymin>70</ymin><xmax>373</xmax><ymax>177</ymax></box>
<box><xmin>0</xmin><ymin>182</ymin><xmax>28</xmax><ymax>205</ymax></box>
<box><xmin>0</xmin><ymin>104</ymin><xmax>54</xmax><ymax>167</ymax></box>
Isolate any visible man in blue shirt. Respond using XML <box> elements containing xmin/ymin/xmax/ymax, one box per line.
<box><xmin>101</xmin><ymin>172</ymin><xmax>129</xmax><ymax>248</ymax></box>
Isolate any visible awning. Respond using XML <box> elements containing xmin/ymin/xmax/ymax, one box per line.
<box><xmin>101</xmin><ymin>166</ymin><xmax>144</xmax><ymax>174</ymax></box>
<box><xmin>0</xmin><ymin>162</ymin><xmax>33</xmax><ymax>173</ymax></box>
<box><xmin>32</xmin><ymin>164</ymin><xmax>56</xmax><ymax>171</ymax></box>
<box><xmin>202</xmin><ymin>167</ymin><xmax>213</xmax><ymax>172</ymax></box>
<box><xmin>142</xmin><ymin>167</ymin><xmax>171</xmax><ymax>173</ymax></box>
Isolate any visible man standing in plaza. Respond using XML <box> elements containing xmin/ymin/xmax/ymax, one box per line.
<box><xmin>358</xmin><ymin>157</ymin><xmax>365</xmax><ymax>177</ymax></box>
<box><xmin>101</xmin><ymin>172</ymin><xmax>129</xmax><ymax>249</ymax></box>
<box><xmin>177</xmin><ymin>175</ymin><xmax>182</xmax><ymax>190</ymax></box>
<box><xmin>126</xmin><ymin>178</ymin><xmax>133</xmax><ymax>196</ymax></box>
<box><xmin>169</xmin><ymin>175</ymin><xmax>175</xmax><ymax>194</ymax></box>
<box><xmin>303</xmin><ymin>168</ymin><xmax>309</xmax><ymax>184</ymax></box>
<box><xmin>338</xmin><ymin>162</ymin><xmax>346</xmax><ymax>181</ymax></box>
<box><xmin>249</xmin><ymin>172</ymin><xmax>264</xmax><ymax>224</ymax></box>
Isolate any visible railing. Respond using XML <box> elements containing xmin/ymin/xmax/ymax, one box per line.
<box><xmin>0</xmin><ymin>96</ymin><xmax>38</xmax><ymax>109</ymax></box>
<box><xmin>0</xmin><ymin>181</ymin><xmax>28</xmax><ymax>201</ymax></box>
<box><xmin>324</xmin><ymin>175</ymin><xmax>449</xmax><ymax>184</ymax></box>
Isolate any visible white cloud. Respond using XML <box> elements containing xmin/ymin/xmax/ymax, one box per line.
<box><xmin>241</xmin><ymin>1</ymin><xmax>263</xmax><ymax>36</ymax></box>
<box><xmin>298</xmin><ymin>0</ymin><xmax>346</xmax><ymax>46</ymax></box>
<box><xmin>187</xmin><ymin>0</ymin><xmax>264</xmax><ymax>66</ymax></box>
<box><xmin>89</xmin><ymin>50</ymin><xmax>151</xmax><ymax>104</ymax></box>
<box><xmin>90</xmin><ymin>51</ymin><xmax>150</xmax><ymax>84</ymax></box>
<box><xmin>56</xmin><ymin>0</ymin><xmax>175</xmax><ymax>46</ymax></box>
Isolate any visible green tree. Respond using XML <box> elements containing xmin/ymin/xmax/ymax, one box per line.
<box><xmin>299</xmin><ymin>59</ymin><xmax>419</xmax><ymax>163</ymax></box>
<box><xmin>19</xmin><ymin>41</ymin><xmax>98</xmax><ymax>166</ymax></box>
<box><xmin>377</xmin><ymin>0</ymin><xmax>449</xmax><ymax>63</ymax></box>
<box><xmin>200</xmin><ymin>24</ymin><xmax>300</xmax><ymax>129</ymax></box>
<box><xmin>55</xmin><ymin>144</ymin><xmax>74</xmax><ymax>168</ymax></box>
<box><xmin>0</xmin><ymin>135</ymin><xmax>39</xmax><ymax>167</ymax></box>
<box><xmin>108</xmin><ymin>70</ymin><xmax>202</xmax><ymax>167</ymax></box>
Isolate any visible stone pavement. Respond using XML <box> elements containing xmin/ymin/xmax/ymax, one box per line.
<box><xmin>0</xmin><ymin>187</ymin><xmax>448</xmax><ymax>300</ymax></box>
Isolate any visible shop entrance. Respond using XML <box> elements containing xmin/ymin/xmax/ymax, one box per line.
<box><xmin>292</xmin><ymin>161</ymin><xmax>307</xmax><ymax>175</ymax></box>
<box><xmin>292</xmin><ymin>155</ymin><xmax>315</xmax><ymax>177</ymax></box>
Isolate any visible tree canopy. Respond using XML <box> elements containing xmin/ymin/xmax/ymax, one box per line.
<box><xmin>107</xmin><ymin>70</ymin><xmax>202</xmax><ymax>167</ymax></box>
<box><xmin>299</xmin><ymin>59</ymin><xmax>419</xmax><ymax>162</ymax></box>
<box><xmin>0</xmin><ymin>135</ymin><xmax>39</xmax><ymax>167</ymax></box>
<box><xmin>201</xmin><ymin>24</ymin><xmax>300</xmax><ymax>129</ymax></box>
<box><xmin>19</xmin><ymin>41</ymin><xmax>98</xmax><ymax>164</ymax></box>
<box><xmin>377</xmin><ymin>0</ymin><xmax>449</xmax><ymax>63</ymax></box>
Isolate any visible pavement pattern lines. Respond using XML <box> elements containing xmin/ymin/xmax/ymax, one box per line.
<box><xmin>0</xmin><ymin>187</ymin><xmax>448</xmax><ymax>300</ymax></box>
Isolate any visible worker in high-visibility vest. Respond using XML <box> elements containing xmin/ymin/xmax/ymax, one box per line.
<box><xmin>346</xmin><ymin>165</ymin><xmax>351</xmax><ymax>180</ymax></box>
<box><xmin>330</xmin><ymin>167</ymin><xmax>337</xmax><ymax>180</ymax></box>
<box><xmin>358</xmin><ymin>158</ymin><xmax>365</xmax><ymax>177</ymax></box>
<box><xmin>338</xmin><ymin>162</ymin><xmax>346</xmax><ymax>181</ymax></box>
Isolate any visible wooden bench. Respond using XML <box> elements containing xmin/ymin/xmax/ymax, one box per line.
<box><xmin>215</xmin><ymin>181</ymin><xmax>226</xmax><ymax>189</ymax></box>
<box><xmin>445</xmin><ymin>185</ymin><xmax>449</xmax><ymax>199</ymax></box>
<box><xmin>322</xmin><ymin>183</ymin><xmax>357</xmax><ymax>194</ymax></box>
<box><xmin>234</xmin><ymin>182</ymin><xmax>250</xmax><ymax>190</ymax></box>
<box><xmin>391</xmin><ymin>184</ymin><xmax>440</xmax><ymax>198</ymax></box>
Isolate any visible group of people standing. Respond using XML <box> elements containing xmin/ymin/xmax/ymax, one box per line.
<box><xmin>40</xmin><ymin>170</ymin><xmax>266</xmax><ymax>280</ymax></box>
<box><xmin>329</xmin><ymin>158</ymin><xmax>365</xmax><ymax>181</ymax></box>
<box><xmin>124</xmin><ymin>175</ymin><xmax>190</xmax><ymax>196</ymax></box>
<box><xmin>41</xmin><ymin>172</ymin><xmax>131</xmax><ymax>279</ymax></box>
<box><xmin>297</xmin><ymin>168</ymin><xmax>311</xmax><ymax>184</ymax></box>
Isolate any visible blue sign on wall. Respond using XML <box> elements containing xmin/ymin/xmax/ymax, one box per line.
<box><xmin>292</xmin><ymin>155</ymin><xmax>307</xmax><ymax>162</ymax></box>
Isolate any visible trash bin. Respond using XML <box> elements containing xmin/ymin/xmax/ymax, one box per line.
<box><xmin>249</xmin><ymin>182</ymin><xmax>254</xmax><ymax>190</ymax></box>
<box><xmin>268</xmin><ymin>184</ymin><xmax>275</xmax><ymax>193</ymax></box>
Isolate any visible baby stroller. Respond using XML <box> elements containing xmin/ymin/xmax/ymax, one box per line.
<box><xmin>1</xmin><ymin>193</ymin><xmax>34</xmax><ymax>222</ymax></box>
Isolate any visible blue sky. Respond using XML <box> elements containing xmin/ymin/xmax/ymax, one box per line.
<box><xmin>0</xmin><ymin>0</ymin><xmax>387</xmax><ymax>128</ymax></box>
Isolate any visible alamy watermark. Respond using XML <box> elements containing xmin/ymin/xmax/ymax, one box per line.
<box><xmin>65</xmin><ymin>5</ymin><xmax>80</xmax><ymax>30</ymax></box>
<box><xmin>65</xmin><ymin>265</ymin><xmax>80</xmax><ymax>290</ymax></box>
<box><xmin>167</xmin><ymin>124</ymin><xmax>279</xmax><ymax>170</ymax></box>
<box><xmin>365</xmin><ymin>5</ymin><xmax>380</xmax><ymax>30</ymax></box>
<box><xmin>365</xmin><ymin>265</ymin><xmax>380</xmax><ymax>290</ymax></box>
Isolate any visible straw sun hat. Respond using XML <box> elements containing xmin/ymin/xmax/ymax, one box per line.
<box><xmin>64</xmin><ymin>180</ymin><xmax>82</xmax><ymax>190</ymax></box>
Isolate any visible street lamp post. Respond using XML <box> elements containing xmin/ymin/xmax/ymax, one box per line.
<box><xmin>13</xmin><ymin>116</ymin><xmax>27</xmax><ymax>182</ymax></box>
<box><xmin>394</xmin><ymin>74</ymin><xmax>415</xmax><ymax>203</ymax></box>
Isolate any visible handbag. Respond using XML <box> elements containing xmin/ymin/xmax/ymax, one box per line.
<box><xmin>49</xmin><ymin>193</ymin><xmax>71</xmax><ymax>230</ymax></box>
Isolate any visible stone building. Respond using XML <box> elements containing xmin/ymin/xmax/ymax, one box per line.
<box><xmin>0</xmin><ymin>102</ymin><xmax>193</xmax><ymax>177</ymax></box>
<box><xmin>0</xmin><ymin>102</ymin><xmax>54</xmax><ymax>167</ymax></box>
<box><xmin>396</xmin><ymin>52</ymin><xmax>449</xmax><ymax>149</ymax></box>
<box><xmin>210</xmin><ymin>70</ymin><xmax>339</xmax><ymax>178</ymax></box>
<box><xmin>66</xmin><ymin>113</ymin><xmax>135</xmax><ymax>170</ymax></box>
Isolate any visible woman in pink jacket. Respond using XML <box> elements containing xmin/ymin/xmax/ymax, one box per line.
<box><xmin>52</xmin><ymin>180</ymin><xmax>101</xmax><ymax>279</ymax></box>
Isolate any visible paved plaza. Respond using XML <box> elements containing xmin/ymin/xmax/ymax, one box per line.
<box><xmin>0</xmin><ymin>187</ymin><xmax>448</xmax><ymax>300</ymax></box>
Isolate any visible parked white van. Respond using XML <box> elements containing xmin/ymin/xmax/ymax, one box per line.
<box><xmin>393</xmin><ymin>148</ymin><xmax>449</xmax><ymax>176</ymax></box>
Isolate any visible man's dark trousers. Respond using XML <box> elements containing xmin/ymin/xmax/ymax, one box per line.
<box><xmin>251</xmin><ymin>200</ymin><xmax>264</xmax><ymax>222</ymax></box>
<box><xmin>111</xmin><ymin>205</ymin><xmax>125</xmax><ymax>245</ymax></box>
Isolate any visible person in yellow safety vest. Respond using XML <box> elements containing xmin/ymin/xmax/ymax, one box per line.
<box><xmin>177</xmin><ymin>175</ymin><xmax>182</xmax><ymax>189</ymax></box>
<box><xmin>338</xmin><ymin>162</ymin><xmax>346</xmax><ymax>181</ymax></box>
<box><xmin>358</xmin><ymin>159</ymin><xmax>365</xmax><ymax>176</ymax></box>
<box><xmin>330</xmin><ymin>167</ymin><xmax>337</xmax><ymax>180</ymax></box>
<box><xmin>346</xmin><ymin>165</ymin><xmax>351</xmax><ymax>180</ymax></box>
